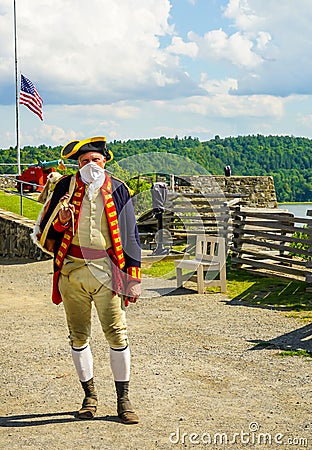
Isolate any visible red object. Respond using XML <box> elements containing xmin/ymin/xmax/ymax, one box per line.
<box><xmin>16</xmin><ymin>165</ymin><xmax>56</xmax><ymax>192</ymax></box>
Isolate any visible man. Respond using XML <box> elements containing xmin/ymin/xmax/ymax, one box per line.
<box><xmin>40</xmin><ymin>137</ymin><xmax>141</xmax><ymax>424</ymax></box>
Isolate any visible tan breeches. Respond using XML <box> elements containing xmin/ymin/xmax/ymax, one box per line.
<box><xmin>58</xmin><ymin>264</ymin><xmax>128</xmax><ymax>349</ymax></box>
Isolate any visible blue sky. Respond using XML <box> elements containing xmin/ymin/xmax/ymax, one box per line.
<box><xmin>1</xmin><ymin>0</ymin><xmax>312</xmax><ymax>148</ymax></box>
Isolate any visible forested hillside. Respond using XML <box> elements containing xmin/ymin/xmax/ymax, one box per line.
<box><xmin>1</xmin><ymin>135</ymin><xmax>312</xmax><ymax>202</ymax></box>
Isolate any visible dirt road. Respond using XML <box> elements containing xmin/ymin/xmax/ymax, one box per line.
<box><xmin>0</xmin><ymin>259</ymin><xmax>311</xmax><ymax>449</ymax></box>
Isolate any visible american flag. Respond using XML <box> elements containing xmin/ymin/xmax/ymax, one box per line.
<box><xmin>19</xmin><ymin>74</ymin><xmax>43</xmax><ymax>121</ymax></box>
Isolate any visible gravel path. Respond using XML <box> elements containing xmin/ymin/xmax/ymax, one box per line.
<box><xmin>0</xmin><ymin>259</ymin><xmax>311</xmax><ymax>450</ymax></box>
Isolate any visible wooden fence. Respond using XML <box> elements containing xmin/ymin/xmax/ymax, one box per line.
<box><xmin>231</xmin><ymin>207</ymin><xmax>312</xmax><ymax>290</ymax></box>
<box><xmin>137</xmin><ymin>192</ymin><xmax>242</xmax><ymax>251</ymax></box>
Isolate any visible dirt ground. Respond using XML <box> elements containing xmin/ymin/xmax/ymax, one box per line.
<box><xmin>0</xmin><ymin>259</ymin><xmax>311</xmax><ymax>450</ymax></box>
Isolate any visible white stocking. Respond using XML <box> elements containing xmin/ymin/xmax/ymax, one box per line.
<box><xmin>71</xmin><ymin>344</ymin><xmax>93</xmax><ymax>382</ymax></box>
<box><xmin>110</xmin><ymin>346</ymin><xmax>131</xmax><ymax>382</ymax></box>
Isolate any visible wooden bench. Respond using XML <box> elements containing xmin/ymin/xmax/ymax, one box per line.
<box><xmin>174</xmin><ymin>235</ymin><xmax>227</xmax><ymax>294</ymax></box>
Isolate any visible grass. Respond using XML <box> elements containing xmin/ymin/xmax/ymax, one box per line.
<box><xmin>278</xmin><ymin>201</ymin><xmax>312</xmax><ymax>205</ymax></box>
<box><xmin>142</xmin><ymin>259</ymin><xmax>176</xmax><ymax>278</ymax></box>
<box><xmin>250</xmin><ymin>341</ymin><xmax>312</xmax><ymax>358</ymax></box>
<box><xmin>278</xmin><ymin>350</ymin><xmax>312</xmax><ymax>358</ymax></box>
<box><xmin>227</xmin><ymin>264</ymin><xmax>312</xmax><ymax>313</ymax></box>
<box><xmin>0</xmin><ymin>190</ymin><xmax>42</xmax><ymax>221</ymax></box>
<box><xmin>142</xmin><ymin>257</ymin><xmax>312</xmax><ymax>319</ymax></box>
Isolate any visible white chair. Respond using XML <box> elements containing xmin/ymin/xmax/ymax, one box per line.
<box><xmin>174</xmin><ymin>235</ymin><xmax>227</xmax><ymax>294</ymax></box>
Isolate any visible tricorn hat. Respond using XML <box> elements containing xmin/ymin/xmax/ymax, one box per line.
<box><xmin>60</xmin><ymin>136</ymin><xmax>113</xmax><ymax>162</ymax></box>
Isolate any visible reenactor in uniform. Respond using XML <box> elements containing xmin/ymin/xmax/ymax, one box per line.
<box><xmin>39</xmin><ymin>137</ymin><xmax>141</xmax><ymax>423</ymax></box>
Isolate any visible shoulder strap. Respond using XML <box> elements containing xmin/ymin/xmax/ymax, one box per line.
<box><xmin>39</xmin><ymin>175</ymin><xmax>76</xmax><ymax>248</ymax></box>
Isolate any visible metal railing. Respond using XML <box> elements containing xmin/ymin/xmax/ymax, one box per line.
<box><xmin>0</xmin><ymin>174</ymin><xmax>41</xmax><ymax>216</ymax></box>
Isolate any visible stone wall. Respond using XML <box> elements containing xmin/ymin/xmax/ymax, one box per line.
<box><xmin>0</xmin><ymin>208</ymin><xmax>50</xmax><ymax>260</ymax></box>
<box><xmin>174</xmin><ymin>175</ymin><xmax>278</xmax><ymax>208</ymax></box>
<box><xmin>0</xmin><ymin>175</ymin><xmax>16</xmax><ymax>189</ymax></box>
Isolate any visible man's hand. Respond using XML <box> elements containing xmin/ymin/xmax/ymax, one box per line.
<box><xmin>58</xmin><ymin>193</ymin><xmax>75</xmax><ymax>225</ymax></box>
<box><xmin>124</xmin><ymin>281</ymin><xmax>141</xmax><ymax>304</ymax></box>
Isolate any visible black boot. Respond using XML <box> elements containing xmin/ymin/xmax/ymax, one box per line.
<box><xmin>77</xmin><ymin>378</ymin><xmax>98</xmax><ymax>419</ymax></box>
<box><xmin>115</xmin><ymin>381</ymin><xmax>139</xmax><ymax>424</ymax></box>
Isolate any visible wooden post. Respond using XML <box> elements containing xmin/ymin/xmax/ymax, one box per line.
<box><xmin>279</xmin><ymin>212</ymin><xmax>294</xmax><ymax>266</ymax></box>
<box><xmin>231</xmin><ymin>206</ymin><xmax>243</xmax><ymax>269</ymax></box>
<box><xmin>305</xmin><ymin>210</ymin><xmax>312</xmax><ymax>292</ymax></box>
<box><xmin>220</xmin><ymin>201</ymin><xmax>230</xmax><ymax>250</ymax></box>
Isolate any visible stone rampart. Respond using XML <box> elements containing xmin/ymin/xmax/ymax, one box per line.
<box><xmin>174</xmin><ymin>175</ymin><xmax>278</xmax><ymax>208</ymax></box>
<box><xmin>0</xmin><ymin>175</ymin><xmax>16</xmax><ymax>189</ymax></box>
<box><xmin>0</xmin><ymin>208</ymin><xmax>50</xmax><ymax>260</ymax></box>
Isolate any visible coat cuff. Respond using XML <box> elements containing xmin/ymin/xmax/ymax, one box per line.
<box><xmin>126</xmin><ymin>266</ymin><xmax>141</xmax><ymax>283</ymax></box>
<box><xmin>52</xmin><ymin>217</ymin><xmax>70</xmax><ymax>232</ymax></box>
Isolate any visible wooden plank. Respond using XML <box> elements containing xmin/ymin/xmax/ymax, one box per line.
<box><xmin>170</xmin><ymin>222</ymin><xmax>219</xmax><ymax>228</ymax></box>
<box><xmin>170</xmin><ymin>229</ymin><xmax>223</xmax><ymax>237</ymax></box>
<box><xmin>171</xmin><ymin>207</ymin><xmax>232</xmax><ymax>216</ymax></box>
<box><xmin>227</xmin><ymin>198</ymin><xmax>242</xmax><ymax>207</ymax></box>
<box><xmin>234</xmin><ymin>210</ymin><xmax>312</xmax><ymax>225</ymax></box>
<box><xmin>232</xmin><ymin>228</ymin><xmax>312</xmax><ymax>245</ymax></box>
<box><xmin>237</xmin><ymin>249</ymin><xmax>307</xmax><ymax>267</ymax></box>
<box><xmin>169</xmin><ymin>198</ymin><xmax>228</xmax><ymax>205</ymax></box>
<box><xmin>173</xmin><ymin>216</ymin><xmax>231</xmax><ymax>223</ymax></box>
<box><xmin>232</xmin><ymin>220</ymin><xmax>304</xmax><ymax>233</ymax></box>
<box><xmin>232</xmin><ymin>237</ymin><xmax>312</xmax><ymax>258</ymax></box>
<box><xmin>169</xmin><ymin>214</ymin><xmax>231</xmax><ymax>221</ymax></box>
<box><xmin>231</xmin><ymin>257</ymin><xmax>308</xmax><ymax>277</ymax></box>
<box><xmin>168</xmin><ymin>192</ymin><xmax>246</xmax><ymax>199</ymax></box>
<box><xmin>173</xmin><ymin>223</ymin><xmax>233</xmax><ymax>230</ymax></box>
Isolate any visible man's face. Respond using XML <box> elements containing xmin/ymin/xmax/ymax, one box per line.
<box><xmin>78</xmin><ymin>151</ymin><xmax>106</xmax><ymax>169</ymax></box>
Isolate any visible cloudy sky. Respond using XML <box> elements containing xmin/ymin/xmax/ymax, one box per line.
<box><xmin>1</xmin><ymin>0</ymin><xmax>312</xmax><ymax>148</ymax></box>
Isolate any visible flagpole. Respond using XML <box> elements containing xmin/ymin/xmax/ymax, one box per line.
<box><xmin>13</xmin><ymin>0</ymin><xmax>21</xmax><ymax>175</ymax></box>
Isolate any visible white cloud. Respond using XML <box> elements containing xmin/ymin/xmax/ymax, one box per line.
<box><xmin>256</xmin><ymin>31</ymin><xmax>271</xmax><ymax>51</ymax></box>
<box><xmin>224</xmin><ymin>0</ymin><xmax>312</xmax><ymax>95</ymax></box>
<box><xmin>188</xmin><ymin>28</ymin><xmax>263</xmax><ymax>68</ymax></box>
<box><xmin>167</xmin><ymin>36</ymin><xmax>198</xmax><ymax>58</ymax></box>
<box><xmin>199</xmin><ymin>75</ymin><xmax>238</xmax><ymax>94</ymax></box>
<box><xmin>223</xmin><ymin>0</ymin><xmax>262</xmax><ymax>31</ymax></box>
<box><xmin>38</xmin><ymin>124</ymin><xmax>82</xmax><ymax>144</ymax></box>
<box><xmin>180</xmin><ymin>0</ymin><xmax>312</xmax><ymax>96</ymax></box>
<box><xmin>0</xmin><ymin>0</ymin><xmax>184</xmax><ymax>104</ymax></box>
<box><xmin>299</xmin><ymin>113</ymin><xmax>312</xmax><ymax>128</ymax></box>
<box><xmin>165</xmin><ymin>93</ymin><xmax>285</xmax><ymax>119</ymax></box>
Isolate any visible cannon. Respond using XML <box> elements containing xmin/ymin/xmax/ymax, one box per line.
<box><xmin>16</xmin><ymin>159</ymin><xmax>65</xmax><ymax>192</ymax></box>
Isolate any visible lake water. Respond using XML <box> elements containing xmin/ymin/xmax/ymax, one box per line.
<box><xmin>278</xmin><ymin>203</ymin><xmax>312</xmax><ymax>219</ymax></box>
